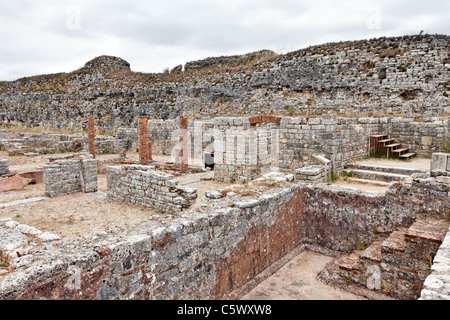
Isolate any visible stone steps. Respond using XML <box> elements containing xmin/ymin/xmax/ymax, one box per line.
<box><xmin>345</xmin><ymin>163</ymin><xmax>427</xmax><ymax>176</ymax></box>
<box><xmin>343</xmin><ymin>169</ymin><xmax>410</xmax><ymax>182</ymax></box>
<box><xmin>345</xmin><ymin>177</ymin><xmax>391</xmax><ymax>187</ymax></box>
<box><xmin>337</xmin><ymin>217</ymin><xmax>448</xmax><ymax>299</ymax></box>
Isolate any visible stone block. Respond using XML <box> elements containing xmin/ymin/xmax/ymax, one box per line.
<box><xmin>431</xmin><ymin>153</ymin><xmax>448</xmax><ymax>171</ymax></box>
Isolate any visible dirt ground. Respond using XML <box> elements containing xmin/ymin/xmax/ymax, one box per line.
<box><xmin>0</xmin><ymin>151</ymin><xmax>231</xmax><ymax>238</ymax></box>
<box><xmin>242</xmin><ymin>250</ymin><xmax>365</xmax><ymax>300</ymax></box>
<box><xmin>0</xmin><ymin>192</ymin><xmax>161</xmax><ymax>238</ymax></box>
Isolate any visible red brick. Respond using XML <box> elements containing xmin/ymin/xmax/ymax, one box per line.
<box><xmin>87</xmin><ymin>116</ymin><xmax>96</xmax><ymax>158</ymax></box>
<box><xmin>138</xmin><ymin>116</ymin><xmax>149</xmax><ymax>165</ymax></box>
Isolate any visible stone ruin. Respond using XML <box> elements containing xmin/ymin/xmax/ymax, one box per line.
<box><xmin>0</xmin><ymin>34</ymin><xmax>449</xmax><ymax>300</ymax></box>
<box><xmin>0</xmin><ymin>112</ymin><xmax>448</xmax><ymax>301</ymax></box>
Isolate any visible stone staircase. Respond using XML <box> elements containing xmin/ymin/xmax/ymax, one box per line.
<box><xmin>337</xmin><ymin>217</ymin><xmax>448</xmax><ymax>299</ymax></box>
<box><xmin>370</xmin><ymin>134</ymin><xmax>416</xmax><ymax>159</ymax></box>
<box><xmin>342</xmin><ymin>163</ymin><xmax>427</xmax><ymax>187</ymax></box>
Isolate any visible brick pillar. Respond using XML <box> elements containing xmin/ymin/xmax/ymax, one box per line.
<box><xmin>87</xmin><ymin>116</ymin><xmax>96</xmax><ymax>158</ymax></box>
<box><xmin>138</xmin><ymin>116</ymin><xmax>149</xmax><ymax>165</ymax></box>
<box><xmin>179</xmin><ymin>116</ymin><xmax>188</xmax><ymax>172</ymax></box>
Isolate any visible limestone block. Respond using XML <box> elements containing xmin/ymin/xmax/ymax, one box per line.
<box><xmin>432</xmin><ymin>153</ymin><xmax>448</xmax><ymax>171</ymax></box>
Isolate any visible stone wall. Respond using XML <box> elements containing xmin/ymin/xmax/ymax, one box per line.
<box><xmin>295</xmin><ymin>165</ymin><xmax>327</xmax><ymax>184</ymax></box>
<box><xmin>0</xmin><ymin>35</ymin><xmax>448</xmax><ymax>131</ymax></box>
<box><xmin>106</xmin><ymin>165</ymin><xmax>197</xmax><ymax>213</ymax></box>
<box><xmin>321</xmin><ymin>173</ymin><xmax>449</xmax><ymax>299</ymax></box>
<box><xmin>109</xmin><ymin>115</ymin><xmax>450</xmax><ymax>183</ymax></box>
<box><xmin>2</xmin><ymin>180</ymin><xmax>445</xmax><ymax>300</ymax></box>
<box><xmin>0</xmin><ymin>159</ymin><xmax>9</xmax><ymax>176</ymax></box>
<box><xmin>44</xmin><ymin>158</ymin><xmax>98</xmax><ymax>197</ymax></box>
<box><xmin>419</xmin><ymin>226</ymin><xmax>450</xmax><ymax>300</ymax></box>
<box><xmin>1</xmin><ymin>114</ymin><xmax>447</xmax><ymax>177</ymax></box>
<box><xmin>115</xmin><ymin>119</ymin><xmax>215</xmax><ymax>161</ymax></box>
<box><xmin>379</xmin><ymin>119</ymin><xmax>449</xmax><ymax>156</ymax></box>
<box><xmin>431</xmin><ymin>152</ymin><xmax>450</xmax><ymax>171</ymax></box>
<box><xmin>335</xmin><ymin>217</ymin><xmax>448</xmax><ymax>300</ymax></box>
<box><xmin>210</xmin><ymin>115</ymin><xmax>448</xmax><ymax>182</ymax></box>
<box><xmin>0</xmin><ymin>130</ymin><xmax>125</xmax><ymax>156</ymax></box>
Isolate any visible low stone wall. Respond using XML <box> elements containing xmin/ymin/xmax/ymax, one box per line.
<box><xmin>431</xmin><ymin>152</ymin><xmax>450</xmax><ymax>171</ymax></box>
<box><xmin>295</xmin><ymin>165</ymin><xmax>326</xmax><ymax>184</ymax></box>
<box><xmin>0</xmin><ymin>130</ymin><xmax>125</xmax><ymax>156</ymax></box>
<box><xmin>0</xmin><ymin>159</ymin><xmax>9</xmax><ymax>176</ymax></box>
<box><xmin>419</xmin><ymin>226</ymin><xmax>450</xmax><ymax>300</ymax></box>
<box><xmin>106</xmin><ymin>165</ymin><xmax>197</xmax><ymax>213</ymax></box>
<box><xmin>44</xmin><ymin>158</ymin><xmax>98</xmax><ymax>197</ymax></box>
<box><xmin>2</xmin><ymin>180</ymin><xmax>444</xmax><ymax>300</ymax></box>
<box><xmin>390</xmin><ymin>174</ymin><xmax>450</xmax><ymax>218</ymax></box>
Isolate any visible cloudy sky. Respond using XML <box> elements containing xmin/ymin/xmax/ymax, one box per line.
<box><xmin>0</xmin><ymin>0</ymin><xmax>448</xmax><ymax>81</ymax></box>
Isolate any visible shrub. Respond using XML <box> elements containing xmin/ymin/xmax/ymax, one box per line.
<box><xmin>331</xmin><ymin>170</ymin><xmax>339</xmax><ymax>181</ymax></box>
<box><xmin>443</xmin><ymin>135</ymin><xmax>450</xmax><ymax>153</ymax></box>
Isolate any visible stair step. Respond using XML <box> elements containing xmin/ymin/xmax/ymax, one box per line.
<box><xmin>338</xmin><ymin>251</ymin><xmax>362</xmax><ymax>271</ymax></box>
<box><xmin>392</xmin><ymin>148</ymin><xmax>409</xmax><ymax>154</ymax></box>
<box><xmin>382</xmin><ymin>228</ymin><xmax>408</xmax><ymax>254</ymax></box>
<box><xmin>379</xmin><ymin>139</ymin><xmax>395</xmax><ymax>143</ymax></box>
<box><xmin>400</xmin><ymin>153</ymin><xmax>416</xmax><ymax>159</ymax></box>
<box><xmin>360</xmin><ymin>240</ymin><xmax>382</xmax><ymax>263</ymax></box>
<box><xmin>345</xmin><ymin>177</ymin><xmax>391</xmax><ymax>187</ymax></box>
<box><xmin>343</xmin><ymin>169</ymin><xmax>410</xmax><ymax>182</ymax></box>
<box><xmin>404</xmin><ymin>218</ymin><xmax>448</xmax><ymax>244</ymax></box>
<box><xmin>385</xmin><ymin>143</ymin><xmax>401</xmax><ymax>148</ymax></box>
<box><xmin>345</xmin><ymin>163</ymin><xmax>427</xmax><ymax>176</ymax></box>
<box><xmin>370</xmin><ymin>135</ymin><xmax>387</xmax><ymax>138</ymax></box>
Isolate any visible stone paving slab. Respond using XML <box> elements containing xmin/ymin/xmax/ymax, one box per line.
<box><xmin>0</xmin><ymin>196</ymin><xmax>49</xmax><ymax>208</ymax></box>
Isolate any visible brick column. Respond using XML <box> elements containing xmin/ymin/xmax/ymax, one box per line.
<box><xmin>179</xmin><ymin>116</ymin><xmax>188</xmax><ymax>172</ymax></box>
<box><xmin>138</xmin><ymin>116</ymin><xmax>149</xmax><ymax>165</ymax></box>
<box><xmin>87</xmin><ymin>116</ymin><xmax>96</xmax><ymax>158</ymax></box>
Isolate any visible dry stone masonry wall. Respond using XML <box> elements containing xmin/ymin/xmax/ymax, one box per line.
<box><xmin>0</xmin><ymin>129</ymin><xmax>126</xmax><ymax>156</ymax></box>
<box><xmin>106</xmin><ymin>164</ymin><xmax>197</xmax><ymax>213</ymax></box>
<box><xmin>44</xmin><ymin>157</ymin><xmax>98</xmax><ymax>197</ymax></box>
<box><xmin>0</xmin><ymin>159</ymin><xmax>9</xmax><ymax>176</ymax></box>
<box><xmin>0</xmin><ymin>178</ymin><xmax>448</xmax><ymax>300</ymax></box>
<box><xmin>420</xmin><ymin>227</ymin><xmax>450</xmax><ymax>300</ymax></box>
<box><xmin>0</xmin><ymin>35</ymin><xmax>448</xmax><ymax>131</ymax></box>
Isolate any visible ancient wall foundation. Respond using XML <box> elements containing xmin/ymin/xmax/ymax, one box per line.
<box><xmin>1</xmin><ymin>35</ymin><xmax>448</xmax><ymax>130</ymax></box>
<box><xmin>106</xmin><ymin>164</ymin><xmax>197</xmax><ymax>213</ymax></box>
<box><xmin>420</xmin><ymin>226</ymin><xmax>450</xmax><ymax>300</ymax></box>
<box><xmin>44</xmin><ymin>157</ymin><xmax>98</xmax><ymax>197</ymax></box>
<box><xmin>0</xmin><ymin>159</ymin><xmax>9</xmax><ymax>176</ymax></box>
<box><xmin>0</xmin><ymin>129</ymin><xmax>126</xmax><ymax>156</ymax></box>
<box><xmin>114</xmin><ymin>115</ymin><xmax>448</xmax><ymax>176</ymax></box>
<box><xmin>1</xmin><ymin>177</ymin><xmax>447</xmax><ymax>300</ymax></box>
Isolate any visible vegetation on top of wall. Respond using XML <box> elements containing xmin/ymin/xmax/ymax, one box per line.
<box><xmin>13</xmin><ymin>69</ymin><xmax>85</xmax><ymax>93</ymax></box>
<box><xmin>0</xmin><ymin>34</ymin><xmax>446</xmax><ymax>93</ymax></box>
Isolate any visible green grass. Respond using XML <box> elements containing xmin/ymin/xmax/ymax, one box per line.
<box><xmin>331</xmin><ymin>170</ymin><xmax>339</xmax><ymax>182</ymax></box>
<box><xmin>443</xmin><ymin>136</ymin><xmax>450</xmax><ymax>153</ymax></box>
<box><xmin>0</xmin><ymin>251</ymin><xmax>9</xmax><ymax>269</ymax></box>
<box><xmin>369</xmin><ymin>152</ymin><xmax>388</xmax><ymax>159</ymax></box>
<box><xmin>356</xmin><ymin>240</ymin><xmax>366</xmax><ymax>250</ymax></box>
